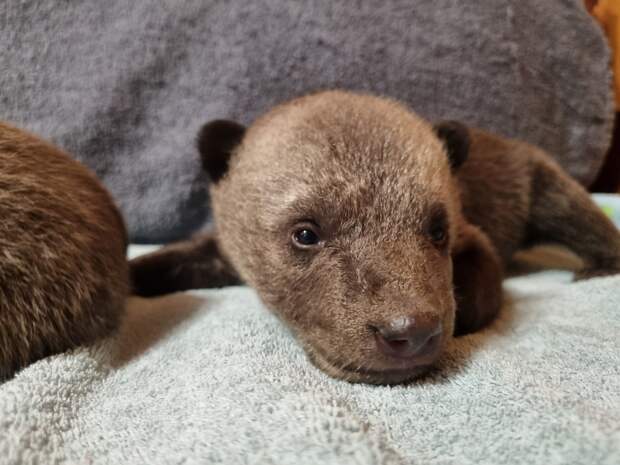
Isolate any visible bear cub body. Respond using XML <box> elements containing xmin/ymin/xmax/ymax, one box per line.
<box><xmin>0</xmin><ymin>122</ymin><xmax>128</xmax><ymax>379</ymax></box>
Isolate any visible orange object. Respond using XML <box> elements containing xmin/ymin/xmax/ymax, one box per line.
<box><xmin>592</xmin><ymin>0</ymin><xmax>620</xmax><ymax>108</ymax></box>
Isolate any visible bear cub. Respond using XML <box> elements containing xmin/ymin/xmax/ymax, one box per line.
<box><xmin>131</xmin><ymin>91</ymin><xmax>620</xmax><ymax>384</ymax></box>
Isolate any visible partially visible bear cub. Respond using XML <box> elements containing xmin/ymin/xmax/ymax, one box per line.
<box><xmin>131</xmin><ymin>91</ymin><xmax>620</xmax><ymax>384</ymax></box>
<box><xmin>0</xmin><ymin>122</ymin><xmax>128</xmax><ymax>380</ymax></box>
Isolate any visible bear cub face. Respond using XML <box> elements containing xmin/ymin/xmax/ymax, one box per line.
<box><xmin>200</xmin><ymin>92</ymin><xmax>469</xmax><ymax>384</ymax></box>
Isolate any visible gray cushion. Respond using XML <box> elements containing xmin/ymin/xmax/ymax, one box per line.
<box><xmin>0</xmin><ymin>0</ymin><xmax>613</xmax><ymax>242</ymax></box>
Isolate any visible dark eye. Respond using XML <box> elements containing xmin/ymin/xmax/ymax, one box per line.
<box><xmin>291</xmin><ymin>223</ymin><xmax>321</xmax><ymax>249</ymax></box>
<box><xmin>429</xmin><ymin>223</ymin><xmax>447</xmax><ymax>244</ymax></box>
<box><xmin>427</xmin><ymin>207</ymin><xmax>449</xmax><ymax>247</ymax></box>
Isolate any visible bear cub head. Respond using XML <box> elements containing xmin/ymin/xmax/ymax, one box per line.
<box><xmin>199</xmin><ymin>91</ymin><xmax>470</xmax><ymax>384</ymax></box>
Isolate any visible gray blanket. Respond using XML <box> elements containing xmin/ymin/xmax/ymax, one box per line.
<box><xmin>0</xmin><ymin>0</ymin><xmax>613</xmax><ymax>242</ymax></box>
<box><xmin>1</xmin><ymin>244</ymin><xmax>619</xmax><ymax>465</ymax></box>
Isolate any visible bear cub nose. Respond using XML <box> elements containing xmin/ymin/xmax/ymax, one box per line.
<box><xmin>372</xmin><ymin>316</ymin><xmax>442</xmax><ymax>360</ymax></box>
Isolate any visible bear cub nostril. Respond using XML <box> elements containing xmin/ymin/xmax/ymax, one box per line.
<box><xmin>372</xmin><ymin>317</ymin><xmax>443</xmax><ymax>360</ymax></box>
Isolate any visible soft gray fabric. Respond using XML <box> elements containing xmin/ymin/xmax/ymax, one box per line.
<box><xmin>1</xmin><ymin>244</ymin><xmax>619</xmax><ymax>465</ymax></box>
<box><xmin>0</xmin><ymin>1</ymin><xmax>613</xmax><ymax>242</ymax></box>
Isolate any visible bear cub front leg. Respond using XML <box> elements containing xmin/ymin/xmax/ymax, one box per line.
<box><xmin>130</xmin><ymin>233</ymin><xmax>241</xmax><ymax>297</ymax></box>
<box><xmin>452</xmin><ymin>224</ymin><xmax>504</xmax><ymax>336</ymax></box>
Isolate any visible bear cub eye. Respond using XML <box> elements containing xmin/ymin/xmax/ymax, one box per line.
<box><xmin>291</xmin><ymin>222</ymin><xmax>322</xmax><ymax>249</ymax></box>
<box><xmin>429</xmin><ymin>223</ymin><xmax>447</xmax><ymax>244</ymax></box>
<box><xmin>427</xmin><ymin>208</ymin><xmax>449</xmax><ymax>247</ymax></box>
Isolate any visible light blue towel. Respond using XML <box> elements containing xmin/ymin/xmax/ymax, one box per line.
<box><xmin>1</xmin><ymin>245</ymin><xmax>619</xmax><ymax>464</ymax></box>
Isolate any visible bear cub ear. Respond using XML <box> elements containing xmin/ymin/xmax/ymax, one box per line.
<box><xmin>433</xmin><ymin>120</ymin><xmax>470</xmax><ymax>171</ymax></box>
<box><xmin>197</xmin><ymin>119</ymin><xmax>246</xmax><ymax>183</ymax></box>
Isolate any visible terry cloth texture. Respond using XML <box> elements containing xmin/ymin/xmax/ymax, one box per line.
<box><xmin>0</xmin><ymin>245</ymin><xmax>619</xmax><ymax>465</ymax></box>
<box><xmin>0</xmin><ymin>0</ymin><xmax>614</xmax><ymax>242</ymax></box>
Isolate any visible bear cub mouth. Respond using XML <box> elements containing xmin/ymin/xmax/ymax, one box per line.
<box><xmin>305</xmin><ymin>334</ymin><xmax>446</xmax><ymax>385</ymax></box>
<box><xmin>302</xmin><ymin>318</ymin><xmax>447</xmax><ymax>385</ymax></box>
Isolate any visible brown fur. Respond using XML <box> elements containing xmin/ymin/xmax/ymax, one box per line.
<box><xmin>0</xmin><ymin>122</ymin><xmax>129</xmax><ymax>379</ymax></box>
<box><xmin>131</xmin><ymin>91</ymin><xmax>620</xmax><ymax>384</ymax></box>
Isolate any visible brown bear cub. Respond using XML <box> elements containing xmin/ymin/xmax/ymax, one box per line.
<box><xmin>131</xmin><ymin>91</ymin><xmax>620</xmax><ymax>384</ymax></box>
<box><xmin>0</xmin><ymin>122</ymin><xmax>128</xmax><ymax>380</ymax></box>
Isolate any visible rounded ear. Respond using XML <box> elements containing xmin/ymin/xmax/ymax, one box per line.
<box><xmin>196</xmin><ymin>119</ymin><xmax>246</xmax><ymax>183</ymax></box>
<box><xmin>433</xmin><ymin>120</ymin><xmax>470</xmax><ymax>171</ymax></box>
